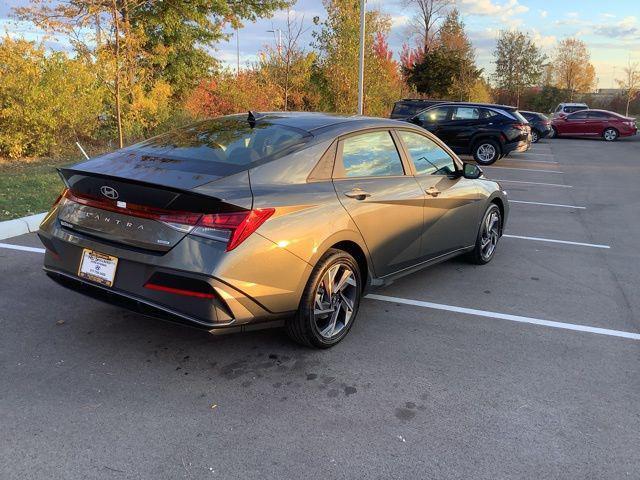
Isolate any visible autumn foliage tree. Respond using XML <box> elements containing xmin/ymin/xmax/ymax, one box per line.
<box><xmin>552</xmin><ymin>38</ymin><xmax>596</xmax><ymax>100</ymax></box>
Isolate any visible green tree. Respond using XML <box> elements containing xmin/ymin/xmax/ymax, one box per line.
<box><xmin>15</xmin><ymin>0</ymin><xmax>291</xmax><ymax>146</ymax></box>
<box><xmin>312</xmin><ymin>0</ymin><xmax>403</xmax><ymax>116</ymax></box>
<box><xmin>0</xmin><ymin>37</ymin><xmax>103</xmax><ymax>158</ymax></box>
<box><xmin>493</xmin><ymin>30</ymin><xmax>546</xmax><ymax>107</ymax></box>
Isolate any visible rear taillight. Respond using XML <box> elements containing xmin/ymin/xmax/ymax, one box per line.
<box><xmin>62</xmin><ymin>189</ymin><xmax>274</xmax><ymax>251</ymax></box>
<box><xmin>192</xmin><ymin>209</ymin><xmax>275</xmax><ymax>251</ymax></box>
<box><xmin>513</xmin><ymin>123</ymin><xmax>528</xmax><ymax>131</ymax></box>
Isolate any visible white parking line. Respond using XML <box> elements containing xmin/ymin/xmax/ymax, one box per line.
<box><xmin>483</xmin><ymin>166</ymin><xmax>563</xmax><ymax>174</ymax></box>
<box><xmin>0</xmin><ymin>243</ymin><xmax>46</xmax><ymax>253</ymax></box>
<box><xmin>503</xmin><ymin>234</ymin><xmax>610</xmax><ymax>249</ymax></box>
<box><xmin>491</xmin><ymin>179</ymin><xmax>572</xmax><ymax>188</ymax></box>
<box><xmin>505</xmin><ymin>159</ymin><xmax>559</xmax><ymax>165</ymax></box>
<box><xmin>519</xmin><ymin>152</ymin><xmax>554</xmax><ymax>157</ymax></box>
<box><xmin>508</xmin><ymin>200</ymin><xmax>586</xmax><ymax>209</ymax></box>
<box><xmin>366</xmin><ymin>294</ymin><xmax>640</xmax><ymax>341</ymax></box>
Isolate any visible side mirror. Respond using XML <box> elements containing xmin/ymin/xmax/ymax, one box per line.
<box><xmin>463</xmin><ymin>162</ymin><xmax>482</xmax><ymax>179</ymax></box>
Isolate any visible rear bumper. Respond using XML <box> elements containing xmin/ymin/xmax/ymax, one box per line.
<box><xmin>38</xmin><ymin>209</ymin><xmax>310</xmax><ymax>331</ymax></box>
<box><xmin>503</xmin><ymin>138</ymin><xmax>531</xmax><ymax>155</ymax></box>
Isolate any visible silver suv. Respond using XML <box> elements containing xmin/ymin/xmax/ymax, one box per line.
<box><xmin>552</xmin><ymin>102</ymin><xmax>588</xmax><ymax>119</ymax></box>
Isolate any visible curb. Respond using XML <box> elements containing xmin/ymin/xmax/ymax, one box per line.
<box><xmin>0</xmin><ymin>212</ymin><xmax>47</xmax><ymax>240</ymax></box>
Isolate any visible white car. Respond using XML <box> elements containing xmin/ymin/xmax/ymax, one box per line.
<box><xmin>551</xmin><ymin>103</ymin><xmax>588</xmax><ymax>119</ymax></box>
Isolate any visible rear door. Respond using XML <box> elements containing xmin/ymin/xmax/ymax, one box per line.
<box><xmin>396</xmin><ymin>130</ymin><xmax>482</xmax><ymax>259</ymax></box>
<box><xmin>333</xmin><ymin>130</ymin><xmax>425</xmax><ymax>276</ymax></box>
<box><xmin>446</xmin><ymin>106</ymin><xmax>483</xmax><ymax>151</ymax></box>
<box><xmin>585</xmin><ymin>111</ymin><xmax>609</xmax><ymax>135</ymax></box>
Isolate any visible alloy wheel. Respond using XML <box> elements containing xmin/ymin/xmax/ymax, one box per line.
<box><xmin>480</xmin><ymin>209</ymin><xmax>500</xmax><ymax>260</ymax></box>
<box><xmin>531</xmin><ymin>131</ymin><xmax>539</xmax><ymax>143</ymax></box>
<box><xmin>604</xmin><ymin>128</ymin><xmax>617</xmax><ymax>141</ymax></box>
<box><xmin>313</xmin><ymin>263</ymin><xmax>358</xmax><ymax>339</ymax></box>
<box><xmin>477</xmin><ymin>144</ymin><xmax>496</xmax><ymax>163</ymax></box>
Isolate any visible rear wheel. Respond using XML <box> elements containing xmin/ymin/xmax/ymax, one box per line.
<box><xmin>603</xmin><ymin>127</ymin><xmax>618</xmax><ymax>141</ymax></box>
<box><xmin>468</xmin><ymin>203</ymin><xmax>502</xmax><ymax>265</ymax></box>
<box><xmin>286</xmin><ymin>249</ymin><xmax>361</xmax><ymax>348</ymax></box>
<box><xmin>531</xmin><ymin>130</ymin><xmax>540</xmax><ymax>143</ymax></box>
<box><xmin>473</xmin><ymin>139</ymin><xmax>501</xmax><ymax>165</ymax></box>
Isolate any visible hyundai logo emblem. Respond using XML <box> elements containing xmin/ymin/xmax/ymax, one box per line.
<box><xmin>100</xmin><ymin>185</ymin><xmax>119</xmax><ymax>200</ymax></box>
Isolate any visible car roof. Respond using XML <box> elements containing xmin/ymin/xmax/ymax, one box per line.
<box><xmin>245</xmin><ymin>111</ymin><xmax>409</xmax><ymax>134</ymax></box>
<box><xmin>423</xmin><ymin>101</ymin><xmax>518</xmax><ymax>111</ymax></box>
<box><xmin>560</xmin><ymin>103</ymin><xmax>588</xmax><ymax>106</ymax></box>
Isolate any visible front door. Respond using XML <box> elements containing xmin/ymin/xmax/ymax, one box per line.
<box><xmin>396</xmin><ymin>129</ymin><xmax>482</xmax><ymax>259</ymax></box>
<box><xmin>333</xmin><ymin>130</ymin><xmax>425</xmax><ymax>277</ymax></box>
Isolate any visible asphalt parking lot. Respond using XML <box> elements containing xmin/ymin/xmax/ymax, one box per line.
<box><xmin>1</xmin><ymin>135</ymin><xmax>639</xmax><ymax>479</ymax></box>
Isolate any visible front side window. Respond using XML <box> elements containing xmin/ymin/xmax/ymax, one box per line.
<box><xmin>338</xmin><ymin>131</ymin><xmax>404</xmax><ymax>178</ymax></box>
<box><xmin>417</xmin><ymin>107</ymin><xmax>449</xmax><ymax>123</ymax></box>
<box><xmin>452</xmin><ymin>107</ymin><xmax>480</xmax><ymax>120</ymax></box>
<box><xmin>568</xmin><ymin>111</ymin><xmax>588</xmax><ymax>120</ymax></box>
<box><xmin>398</xmin><ymin>130</ymin><xmax>456</xmax><ymax>176</ymax></box>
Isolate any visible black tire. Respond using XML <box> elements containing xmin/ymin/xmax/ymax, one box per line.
<box><xmin>467</xmin><ymin>203</ymin><xmax>502</xmax><ymax>265</ymax></box>
<box><xmin>603</xmin><ymin>127</ymin><xmax>618</xmax><ymax>142</ymax></box>
<box><xmin>531</xmin><ymin>129</ymin><xmax>540</xmax><ymax>143</ymax></box>
<box><xmin>286</xmin><ymin>249</ymin><xmax>362</xmax><ymax>348</ymax></box>
<box><xmin>472</xmin><ymin>139</ymin><xmax>501</xmax><ymax>165</ymax></box>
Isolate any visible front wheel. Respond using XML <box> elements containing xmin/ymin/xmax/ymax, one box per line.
<box><xmin>603</xmin><ymin>127</ymin><xmax>618</xmax><ymax>141</ymax></box>
<box><xmin>468</xmin><ymin>203</ymin><xmax>502</xmax><ymax>265</ymax></box>
<box><xmin>473</xmin><ymin>139</ymin><xmax>501</xmax><ymax>165</ymax></box>
<box><xmin>286</xmin><ymin>249</ymin><xmax>361</xmax><ymax>348</ymax></box>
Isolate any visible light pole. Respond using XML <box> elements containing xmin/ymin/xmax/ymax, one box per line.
<box><xmin>357</xmin><ymin>0</ymin><xmax>366</xmax><ymax>115</ymax></box>
<box><xmin>235</xmin><ymin>26</ymin><xmax>240</xmax><ymax>76</ymax></box>
<box><xmin>267</xmin><ymin>28</ymin><xmax>283</xmax><ymax>57</ymax></box>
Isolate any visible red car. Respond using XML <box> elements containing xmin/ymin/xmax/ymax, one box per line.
<box><xmin>551</xmin><ymin>109</ymin><xmax>637</xmax><ymax>141</ymax></box>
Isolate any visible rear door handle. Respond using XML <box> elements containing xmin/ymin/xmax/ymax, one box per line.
<box><xmin>344</xmin><ymin>188</ymin><xmax>371</xmax><ymax>200</ymax></box>
<box><xmin>425</xmin><ymin>186</ymin><xmax>440</xmax><ymax>197</ymax></box>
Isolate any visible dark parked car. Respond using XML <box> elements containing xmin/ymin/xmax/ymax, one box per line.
<box><xmin>520</xmin><ymin>111</ymin><xmax>552</xmax><ymax>143</ymax></box>
<box><xmin>551</xmin><ymin>109</ymin><xmax>637</xmax><ymax>141</ymax></box>
<box><xmin>406</xmin><ymin>102</ymin><xmax>531</xmax><ymax>165</ymax></box>
<box><xmin>390</xmin><ymin>98</ymin><xmax>447</xmax><ymax>119</ymax></box>
<box><xmin>39</xmin><ymin>112</ymin><xmax>508</xmax><ymax>348</ymax></box>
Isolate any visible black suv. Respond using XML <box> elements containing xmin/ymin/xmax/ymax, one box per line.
<box><xmin>405</xmin><ymin>102</ymin><xmax>531</xmax><ymax>165</ymax></box>
<box><xmin>519</xmin><ymin>111</ymin><xmax>552</xmax><ymax>143</ymax></box>
<box><xmin>390</xmin><ymin>98</ymin><xmax>447</xmax><ymax>119</ymax></box>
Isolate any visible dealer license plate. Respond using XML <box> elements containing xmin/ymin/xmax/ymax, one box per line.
<box><xmin>78</xmin><ymin>249</ymin><xmax>118</xmax><ymax>287</ymax></box>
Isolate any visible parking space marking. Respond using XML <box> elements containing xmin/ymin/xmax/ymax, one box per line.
<box><xmin>0</xmin><ymin>243</ymin><xmax>46</xmax><ymax>254</ymax></box>
<box><xmin>505</xmin><ymin>158</ymin><xmax>558</xmax><ymax>164</ymax></box>
<box><xmin>508</xmin><ymin>200</ymin><xmax>586</xmax><ymax>209</ymax></box>
<box><xmin>503</xmin><ymin>234</ymin><xmax>610</xmax><ymax>249</ymax></box>
<box><xmin>483</xmin><ymin>166</ymin><xmax>563</xmax><ymax>174</ymax></box>
<box><xmin>366</xmin><ymin>294</ymin><xmax>640</xmax><ymax>341</ymax></box>
<box><xmin>491</xmin><ymin>179</ymin><xmax>572</xmax><ymax>188</ymax></box>
<box><xmin>518</xmin><ymin>152</ymin><xmax>554</xmax><ymax>157</ymax></box>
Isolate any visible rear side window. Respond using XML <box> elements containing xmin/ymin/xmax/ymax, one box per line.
<box><xmin>338</xmin><ymin>131</ymin><xmax>404</xmax><ymax>178</ymax></box>
<box><xmin>481</xmin><ymin>109</ymin><xmax>499</xmax><ymax>119</ymax></box>
<box><xmin>398</xmin><ymin>130</ymin><xmax>456</xmax><ymax>176</ymax></box>
<box><xmin>512</xmin><ymin>111</ymin><xmax>528</xmax><ymax>123</ymax></box>
<box><xmin>452</xmin><ymin>107</ymin><xmax>480</xmax><ymax>120</ymax></box>
<box><xmin>127</xmin><ymin>116</ymin><xmax>309</xmax><ymax>169</ymax></box>
<box><xmin>588</xmin><ymin>111</ymin><xmax>613</xmax><ymax>119</ymax></box>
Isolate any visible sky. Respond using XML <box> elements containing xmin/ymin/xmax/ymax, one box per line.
<box><xmin>2</xmin><ymin>0</ymin><xmax>640</xmax><ymax>89</ymax></box>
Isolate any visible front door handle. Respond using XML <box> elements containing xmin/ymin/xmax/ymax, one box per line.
<box><xmin>425</xmin><ymin>186</ymin><xmax>440</xmax><ymax>197</ymax></box>
<box><xmin>344</xmin><ymin>188</ymin><xmax>371</xmax><ymax>200</ymax></box>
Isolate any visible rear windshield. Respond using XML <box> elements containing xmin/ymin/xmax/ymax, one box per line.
<box><xmin>125</xmin><ymin>116</ymin><xmax>310</xmax><ymax>171</ymax></box>
<box><xmin>513</xmin><ymin>111</ymin><xmax>529</xmax><ymax>123</ymax></box>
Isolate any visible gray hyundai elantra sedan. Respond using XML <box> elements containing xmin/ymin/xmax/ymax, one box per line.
<box><xmin>39</xmin><ymin>112</ymin><xmax>508</xmax><ymax>348</ymax></box>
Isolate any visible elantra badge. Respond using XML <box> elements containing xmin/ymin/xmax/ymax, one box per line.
<box><xmin>100</xmin><ymin>185</ymin><xmax>119</xmax><ymax>200</ymax></box>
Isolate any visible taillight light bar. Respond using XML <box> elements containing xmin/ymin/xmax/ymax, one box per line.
<box><xmin>192</xmin><ymin>209</ymin><xmax>275</xmax><ymax>251</ymax></box>
<box><xmin>143</xmin><ymin>282</ymin><xmax>215</xmax><ymax>299</ymax></box>
<box><xmin>62</xmin><ymin>189</ymin><xmax>274</xmax><ymax>251</ymax></box>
